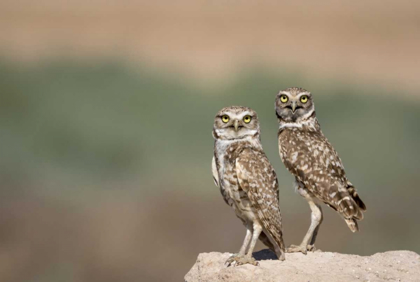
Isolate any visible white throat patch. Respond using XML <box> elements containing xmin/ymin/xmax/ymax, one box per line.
<box><xmin>279</xmin><ymin>118</ymin><xmax>316</xmax><ymax>130</ymax></box>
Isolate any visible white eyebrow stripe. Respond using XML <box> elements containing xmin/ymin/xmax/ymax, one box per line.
<box><xmin>278</xmin><ymin>91</ymin><xmax>310</xmax><ymax>99</ymax></box>
<box><xmin>220</xmin><ymin>112</ymin><xmax>253</xmax><ymax>119</ymax></box>
<box><xmin>226</xmin><ymin>112</ymin><xmax>254</xmax><ymax>119</ymax></box>
<box><xmin>296</xmin><ymin>92</ymin><xmax>311</xmax><ymax>98</ymax></box>
<box><xmin>238</xmin><ymin>111</ymin><xmax>253</xmax><ymax>118</ymax></box>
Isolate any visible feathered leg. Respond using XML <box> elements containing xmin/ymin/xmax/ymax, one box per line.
<box><xmin>238</xmin><ymin>225</ymin><xmax>252</xmax><ymax>255</ymax></box>
<box><xmin>246</xmin><ymin>222</ymin><xmax>262</xmax><ymax>258</ymax></box>
<box><xmin>226</xmin><ymin>222</ymin><xmax>260</xmax><ymax>267</ymax></box>
<box><xmin>287</xmin><ymin>185</ymin><xmax>323</xmax><ymax>254</ymax></box>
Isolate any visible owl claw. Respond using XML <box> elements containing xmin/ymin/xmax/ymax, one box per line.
<box><xmin>307</xmin><ymin>244</ymin><xmax>321</xmax><ymax>252</ymax></box>
<box><xmin>287</xmin><ymin>244</ymin><xmax>308</xmax><ymax>254</ymax></box>
<box><xmin>225</xmin><ymin>254</ymin><xmax>259</xmax><ymax>267</ymax></box>
<box><xmin>286</xmin><ymin>244</ymin><xmax>318</xmax><ymax>254</ymax></box>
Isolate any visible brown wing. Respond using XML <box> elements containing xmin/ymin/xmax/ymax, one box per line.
<box><xmin>236</xmin><ymin>148</ymin><xmax>285</xmax><ymax>252</ymax></box>
<box><xmin>280</xmin><ymin>129</ymin><xmax>366</xmax><ymax>222</ymax></box>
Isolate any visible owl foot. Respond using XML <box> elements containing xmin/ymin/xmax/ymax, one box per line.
<box><xmin>225</xmin><ymin>254</ymin><xmax>259</xmax><ymax>267</ymax></box>
<box><xmin>286</xmin><ymin>244</ymin><xmax>318</xmax><ymax>254</ymax></box>
<box><xmin>307</xmin><ymin>244</ymin><xmax>322</xmax><ymax>252</ymax></box>
<box><xmin>278</xmin><ymin>251</ymin><xmax>286</xmax><ymax>261</ymax></box>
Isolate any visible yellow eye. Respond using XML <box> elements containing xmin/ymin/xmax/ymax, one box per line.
<box><xmin>221</xmin><ymin>115</ymin><xmax>230</xmax><ymax>123</ymax></box>
<box><xmin>300</xmin><ymin>95</ymin><xmax>308</xmax><ymax>103</ymax></box>
<box><xmin>280</xmin><ymin>95</ymin><xmax>288</xmax><ymax>103</ymax></box>
<box><xmin>243</xmin><ymin>115</ymin><xmax>252</xmax><ymax>123</ymax></box>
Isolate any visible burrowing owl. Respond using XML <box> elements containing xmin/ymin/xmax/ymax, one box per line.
<box><xmin>212</xmin><ymin>106</ymin><xmax>285</xmax><ymax>266</ymax></box>
<box><xmin>275</xmin><ymin>88</ymin><xmax>366</xmax><ymax>254</ymax></box>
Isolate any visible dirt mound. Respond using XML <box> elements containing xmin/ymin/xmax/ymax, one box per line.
<box><xmin>185</xmin><ymin>249</ymin><xmax>420</xmax><ymax>282</ymax></box>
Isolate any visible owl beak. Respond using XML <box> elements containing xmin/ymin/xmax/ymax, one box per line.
<box><xmin>234</xmin><ymin>120</ymin><xmax>240</xmax><ymax>132</ymax></box>
<box><xmin>292</xmin><ymin>101</ymin><xmax>297</xmax><ymax>113</ymax></box>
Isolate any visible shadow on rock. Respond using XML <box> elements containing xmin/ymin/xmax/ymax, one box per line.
<box><xmin>253</xmin><ymin>249</ymin><xmax>278</xmax><ymax>261</ymax></box>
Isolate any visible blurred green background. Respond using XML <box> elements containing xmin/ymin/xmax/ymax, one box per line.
<box><xmin>1</xmin><ymin>1</ymin><xmax>420</xmax><ymax>281</ymax></box>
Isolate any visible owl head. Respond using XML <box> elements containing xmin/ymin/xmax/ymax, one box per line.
<box><xmin>213</xmin><ymin>106</ymin><xmax>260</xmax><ymax>140</ymax></box>
<box><xmin>275</xmin><ymin>87</ymin><xmax>315</xmax><ymax>123</ymax></box>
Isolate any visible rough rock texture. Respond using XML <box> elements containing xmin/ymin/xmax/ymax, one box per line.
<box><xmin>185</xmin><ymin>249</ymin><xmax>420</xmax><ymax>282</ymax></box>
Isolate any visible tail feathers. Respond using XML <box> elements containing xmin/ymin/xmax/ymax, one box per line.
<box><xmin>267</xmin><ymin>225</ymin><xmax>286</xmax><ymax>253</ymax></box>
<box><xmin>333</xmin><ymin>186</ymin><xmax>366</xmax><ymax>232</ymax></box>
<box><xmin>347</xmin><ymin>187</ymin><xmax>367</xmax><ymax>211</ymax></box>
<box><xmin>259</xmin><ymin>232</ymin><xmax>285</xmax><ymax>260</ymax></box>
<box><xmin>336</xmin><ymin>194</ymin><xmax>365</xmax><ymax>232</ymax></box>
<box><xmin>338</xmin><ymin>196</ymin><xmax>364</xmax><ymax>220</ymax></box>
<box><xmin>259</xmin><ymin>232</ymin><xmax>275</xmax><ymax>251</ymax></box>
<box><xmin>345</xmin><ymin>219</ymin><xmax>359</xmax><ymax>233</ymax></box>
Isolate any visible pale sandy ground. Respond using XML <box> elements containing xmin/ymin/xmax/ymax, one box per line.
<box><xmin>185</xmin><ymin>249</ymin><xmax>420</xmax><ymax>282</ymax></box>
<box><xmin>0</xmin><ymin>0</ymin><xmax>420</xmax><ymax>94</ymax></box>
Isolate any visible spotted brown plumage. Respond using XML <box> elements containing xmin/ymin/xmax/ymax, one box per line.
<box><xmin>236</xmin><ymin>148</ymin><xmax>285</xmax><ymax>254</ymax></box>
<box><xmin>275</xmin><ymin>87</ymin><xmax>366</xmax><ymax>254</ymax></box>
<box><xmin>212</xmin><ymin>106</ymin><xmax>285</xmax><ymax>266</ymax></box>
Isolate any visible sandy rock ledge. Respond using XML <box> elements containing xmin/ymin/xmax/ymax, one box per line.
<box><xmin>185</xmin><ymin>249</ymin><xmax>420</xmax><ymax>282</ymax></box>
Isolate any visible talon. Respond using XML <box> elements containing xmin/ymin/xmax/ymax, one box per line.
<box><xmin>308</xmin><ymin>245</ymin><xmax>322</xmax><ymax>252</ymax></box>
<box><xmin>278</xmin><ymin>252</ymin><xmax>286</xmax><ymax>261</ymax></box>
<box><xmin>286</xmin><ymin>244</ymin><xmax>308</xmax><ymax>254</ymax></box>
<box><xmin>287</xmin><ymin>243</ymin><xmax>321</xmax><ymax>254</ymax></box>
<box><xmin>307</xmin><ymin>245</ymin><xmax>316</xmax><ymax>252</ymax></box>
<box><xmin>225</xmin><ymin>255</ymin><xmax>238</xmax><ymax>267</ymax></box>
<box><xmin>225</xmin><ymin>255</ymin><xmax>259</xmax><ymax>267</ymax></box>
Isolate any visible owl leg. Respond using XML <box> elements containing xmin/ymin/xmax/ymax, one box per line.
<box><xmin>225</xmin><ymin>223</ymin><xmax>259</xmax><ymax>267</ymax></box>
<box><xmin>225</xmin><ymin>223</ymin><xmax>262</xmax><ymax>267</ymax></box>
<box><xmin>238</xmin><ymin>224</ymin><xmax>253</xmax><ymax>255</ymax></box>
<box><xmin>246</xmin><ymin>222</ymin><xmax>262</xmax><ymax>258</ymax></box>
<box><xmin>287</xmin><ymin>187</ymin><xmax>323</xmax><ymax>254</ymax></box>
<box><xmin>309</xmin><ymin>208</ymin><xmax>322</xmax><ymax>247</ymax></box>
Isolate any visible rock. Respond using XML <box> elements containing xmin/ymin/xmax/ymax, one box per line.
<box><xmin>185</xmin><ymin>249</ymin><xmax>420</xmax><ymax>282</ymax></box>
